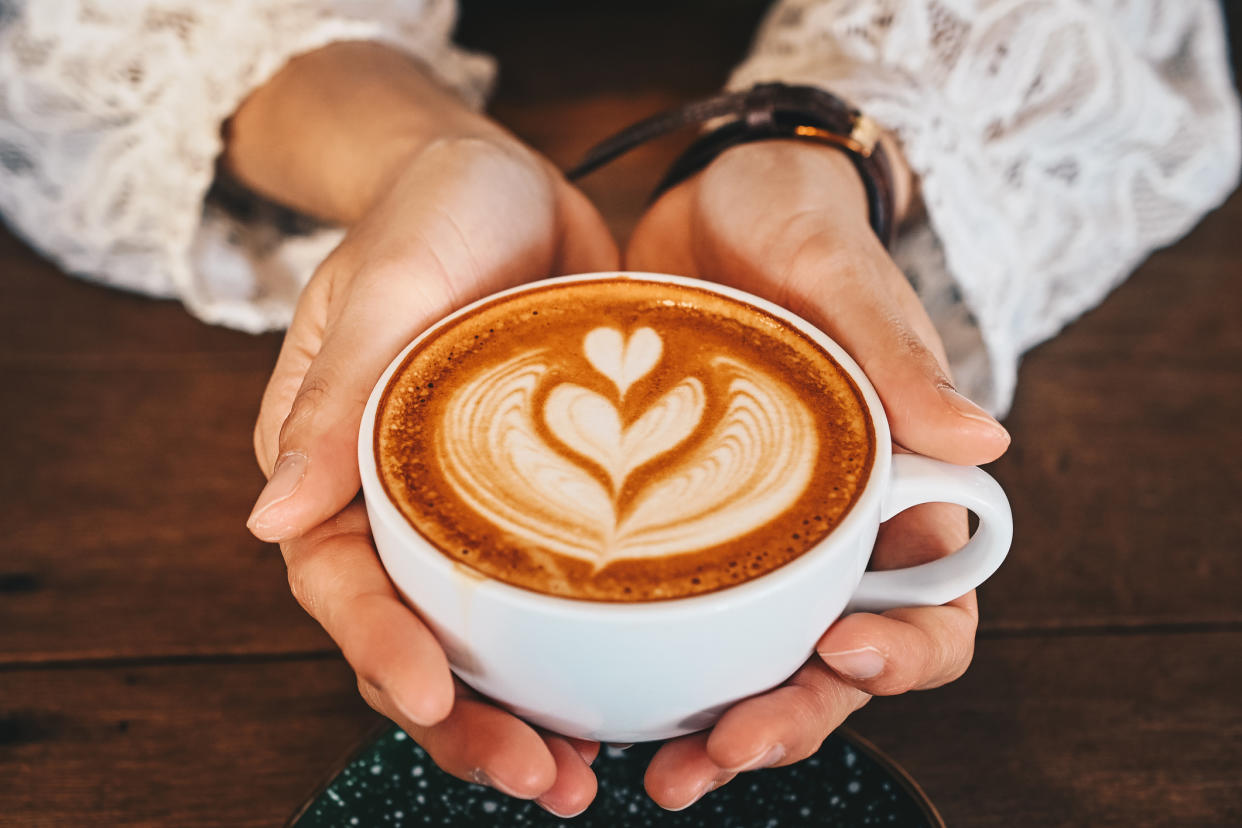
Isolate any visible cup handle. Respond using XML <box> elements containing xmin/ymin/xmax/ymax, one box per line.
<box><xmin>847</xmin><ymin>455</ymin><xmax>1013</xmax><ymax>613</ymax></box>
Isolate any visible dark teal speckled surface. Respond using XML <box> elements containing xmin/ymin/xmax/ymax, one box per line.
<box><xmin>291</xmin><ymin>727</ymin><xmax>942</xmax><ymax>827</ymax></box>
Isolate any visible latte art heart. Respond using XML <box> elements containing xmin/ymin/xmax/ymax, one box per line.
<box><xmin>544</xmin><ymin>379</ymin><xmax>705</xmax><ymax>493</ymax></box>
<box><xmin>437</xmin><ymin>327</ymin><xmax>819</xmax><ymax>567</ymax></box>
<box><xmin>376</xmin><ymin>278</ymin><xmax>873</xmax><ymax>601</ymax></box>
<box><xmin>582</xmin><ymin>326</ymin><xmax>662</xmax><ymax>398</ymax></box>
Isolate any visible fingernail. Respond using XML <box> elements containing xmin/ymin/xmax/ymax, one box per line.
<box><xmin>820</xmin><ymin>645</ymin><xmax>886</xmax><ymax>680</ymax></box>
<box><xmin>937</xmin><ymin>384</ymin><xmax>1006</xmax><ymax>432</ymax></box>
<box><xmin>665</xmin><ymin>779</ymin><xmax>711</xmax><ymax>812</ymax></box>
<box><xmin>247</xmin><ymin>451</ymin><xmax>307</xmax><ymax>539</ymax></box>
<box><xmin>390</xmin><ymin>693</ymin><xmax>436</xmax><ymax>729</ymax></box>
<box><xmin>536</xmin><ymin>798</ymin><xmax>588</xmax><ymax>819</ymax></box>
<box><xmin>728</xmin><ymin>743</ymin><xmax>786</xmax><ymax>773</ymax></box>
<box><xmin>667</xmin><ymin>771</ymin><xmax>732</xmax><ymax>812</ymax></box>
<box><xmin>470</xmin><ymin>768</ymin><xmax>530</xmax><ymax>799</ymax></box>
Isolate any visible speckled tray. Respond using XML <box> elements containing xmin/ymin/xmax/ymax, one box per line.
<box><xmin>288</xmin><ymin>725</ymin><xmax>944</xmax><ymax>827</ymax></box>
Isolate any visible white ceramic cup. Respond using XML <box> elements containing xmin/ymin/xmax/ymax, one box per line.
<box><xmin>358</xmin><ymin>272</ymin><xmax>1012</xmax><ymax>743</ymax></box>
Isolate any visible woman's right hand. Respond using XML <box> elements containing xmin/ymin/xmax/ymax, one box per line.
<box><xmin>230</xmin><ymin>43</ymin><xmax>618</xmax><ymax>818</ymax></box>
<box><xmin>625</xmin><ymin>139</ymin><xmax>1009</xmax><ymax>808</ymax></box>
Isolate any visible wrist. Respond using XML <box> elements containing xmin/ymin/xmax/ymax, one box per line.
<box><xmin>572</xmin><ymin>82</ymin><xmax>914</xmax><ymax>241</ymax></box>
<box><xmin>223</xmin><ymin>41</ymin><xmax>511</xmax><ymax>225</ymax></box>
<box><xmin>705</xmin><ymin>136</ymin><xmax>915</xmax><ymax>247</ymax></box>
<box><xmin>704</xmin><ymin>140</ymin><xmax>874</xmax><ymax>234</ymax></box>
<box><xmin>348</xmin><ymin>119</ymin><xmax>520</xmax><ymax>222</ymax></box>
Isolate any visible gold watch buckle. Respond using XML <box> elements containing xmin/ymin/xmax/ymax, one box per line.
<box><xmin>793</xmin><ymin>113</ymin><xmax>880</xmax><ymax>158</ymax></box>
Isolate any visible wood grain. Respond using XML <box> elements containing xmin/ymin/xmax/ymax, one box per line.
<box><xmin>1</xmin><ymin>1</ymin><xmax>1239</xmax><ymax>825</ymax></box>
<box><xmin>0</xmin><ymin>658</ymin><xmax>377</xmax><ymax>827</ymax></box>
<box><xmin>4</xmin><ymin>190</ymin><xmax>1240</xmax><ymax>661</ymax></box>
<box><xmin>0</xmin><ymin>228</ymin><xmax>324</xmax><ymax>662</ymax></box>
<box><xmin>978</xmin><ymin>193</ymin><xmax>1242</xmax><ymax>632</ymax></box>
<box><xmin>4</xmin><ymin>0</ymin><xmax>1240</xmax><ymax>666</ymax></box>
<box><xmin>0</xmin><ymin>230</ymin><xmax>284</xmax><ymax>362</ymax></box>
<box><xmin>852</xmin><ymin>631</ymin><xmax>1242</xmax><ymax>828</ymax></box>
<box><xmin>0</xmin><ymin>356</ymin><xmax>330</xmax><ymax>662</ymax></box>
<box><xmin>2</xmin><ymin>633</ymin><xmax>1237</xmax><ymax>826</ymax></box>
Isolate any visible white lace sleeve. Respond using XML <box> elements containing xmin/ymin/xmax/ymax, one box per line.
<box><xmin>729</xmin><ymin>0</ymin><xmax>1241</xmax><ymax>414</ymax></box>
<box><xmin>0</xmin><ymin>0</ymin><xmax>494</xmax><ymax>332</ymax></box>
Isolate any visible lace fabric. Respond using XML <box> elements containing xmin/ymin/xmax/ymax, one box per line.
<box><xmin>0</xmin><ymin>0</ymin><xmax>494</xmax><ymax>331</ymax></box>
<box><xmin>730</xmin><ymin>0</ymin><xmax>1241</xmax><ymax>412</ymax></box>
<box><xmin>1</xmin><ymin>1</ymin><xmax>1238</xmax><ymax>413</ymax></box>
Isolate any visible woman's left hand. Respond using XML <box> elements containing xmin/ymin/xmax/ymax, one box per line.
<box><xmin>625</xmin><ymin>139</ymin><xmax>1011</xmax><ymax>809</ymax></box>
<box><xmin>231</xmin><ymin>43</ymin><xmax>616</xmax><ymax>817</ymax></box>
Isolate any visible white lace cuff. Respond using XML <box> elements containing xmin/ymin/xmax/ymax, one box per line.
<box><xmin>0</xmin><ymin>0</ymin><xmax>495</xmax><ymax>332</ymax></box>
<box><xmin>728</xmin><ymin>0</ymin><xmax>1241</xmax><ymax>414</ymax></box>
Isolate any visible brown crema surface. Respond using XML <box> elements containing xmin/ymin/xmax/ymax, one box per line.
<box><xmin>375</xmin><ymin>279</ymin><xmax>873</xmax><ymax>601</ymax></box>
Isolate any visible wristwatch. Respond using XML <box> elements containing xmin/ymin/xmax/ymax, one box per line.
<box><xmin>567</xmin><ymin>82</ymin><xmax>896</xmax><ymax>248</ymax></box>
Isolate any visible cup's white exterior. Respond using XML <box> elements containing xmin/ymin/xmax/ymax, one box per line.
<box><xmin>359</xmin><ymin>272</ymin><xmax>1011</xmax><ymax>742</ymax></box>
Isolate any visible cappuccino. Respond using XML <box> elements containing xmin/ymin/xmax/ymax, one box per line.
<box><xmin>375</xmin><ymin>279</ymin><xmax>873</xmax><ymax>601</ymax></box>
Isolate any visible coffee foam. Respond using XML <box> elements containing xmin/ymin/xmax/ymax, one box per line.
<box><xmin>376</xmin><ymin>279</ymin><xmax>873</xmax><ymax>601</ymax></box>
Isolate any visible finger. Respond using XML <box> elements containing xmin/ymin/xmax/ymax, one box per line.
<box><xmin>816</xmin><ymin>596</ymin><xmax>978</xmax><ymax>695</ymax></box>
<box><xmin>254</xmin><ymin>272</ymin><xmax>331</xmax><ymax>474</ymax></box>
<box><xmin>248</xmin><ymin>138</ymin><xmax>559</xmax><ymax>541</ymax></box>
<box><xmin>553</xmin><ymin>178</ymin><xmax>621</xmax><ymax>275</ymax></box>
<box><xmin>777</xmin><ymin>241</ymin><xmax>1009</xmax><ymax>466</ymax></box>
<box><xmin>623</xmin><ymin>183</ymin><xmax>699</xmax><ymax>277</ymax></box>
<box><xmin>703</xmin><ymin>661</ymin><xmax>870</xmax><ymax>774</ymax></box>
<box><xmin>360</xmin><ymin>680</ymin><xmax>558</xmax><ymax>800</ymax></box>
<box><xmin>570</xmin><ymin>738</ymin><xmax>601</xmax><ymax>765</ymax></box>
<box><xmin>254</xmin><ymin>330</ymin><xmax>314</xmax><ymax>476</ymax></box>
<box><xmin>534</xmin><ymin>733</ymin><xmax>599</xmax><ymax>818</ymax></box>
<box><xmin>682</xmin><ymin>141</ymin><xmax>1009</xmax><ymax>465</ymax></box>
<box><xmin>872</xmin><ymin>497</ymin><xmax>968</xmax><ymax>570</ymax></box>
<box><xmin>247</xmin><ymin>256</ymin><xmax>461</xmax><ymax>542</ymax></box>
<box><xmin>816</xmin><ymin>500</ymin><xmax>978</xmax><ymax>693</ymax></box>
<box><xmin>643</xmin><ymin>731</ymin><xmax>735</xmax><ymax>811</ymax></box>
<box><xmin>281</xmin><ymin>501</ymin><xmax>455</xmax><ymax>725</ymax></box>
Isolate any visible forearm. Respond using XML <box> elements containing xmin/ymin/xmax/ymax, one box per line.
<box><xmin>222</xmin><ymin>41</ymin><xmax>506</xmax><ymax>225</ymax></box>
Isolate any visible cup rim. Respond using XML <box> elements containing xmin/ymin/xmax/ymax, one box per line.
<box><xmin>358</xmin><ymin>271</ymin><xmax>892</xmax><ymax>620</ymax></box>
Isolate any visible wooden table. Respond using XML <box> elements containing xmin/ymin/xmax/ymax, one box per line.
<box><xmin>3</xmin><ymin>3</ymin><xmax>1240</xmax><ymax>825</ymax></box>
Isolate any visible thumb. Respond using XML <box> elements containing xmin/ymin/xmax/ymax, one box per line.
<box><xmin>859</xmin><ymin>325</ymin><xmax>1011</xmax><ymax>466</ymax></box>
<box><xmin>622</xmin><ymin>183</ymin><xmax>698</xmax><ymax>276</ymax></box>
<box><xmin>552</xmin><ymin>180</ymin><xmax>620</xmax><ymax>274</ymax></box>
<box><xmin>779</xmin><ymin>248</ymin><xmax>1010</xmax><ymax>467</ymax></box>
<box><xmin>247</xmin><ymin>266</ymin><xmax>460</xmax><ymax>542</ymax></box>
<box><xmin>249</xmin><ymin>180</ymin><xmax>610</xmax><ymax>543</ymax></box>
